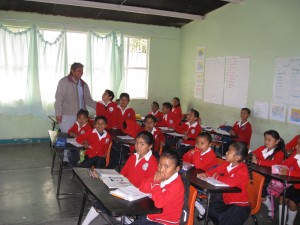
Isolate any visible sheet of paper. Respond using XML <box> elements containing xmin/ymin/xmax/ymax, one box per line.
<box><xmin>287</xmin><ymin>105</ymin><xmax>300</xmax><ymax>125</ymax></box>
<box><xmin>253</xmin><ymin>101</ymin><xmax>269</xmax><ymax>119</ymax></box>
<box><xmin>269</xmin><ymin>102</ymin><xmax>286</xmax><ymax>122</ymax></box>
<box><xmin>223</xmin><ymin>56</ymin><xmax>250</xmax><ymax>108</ymax></box>
<box><xmin>67</xmin><ymin>138</ymin><xmax>83</xmax><ymax>147</ymax></box>
<box><xmin>195</xmin><ymin>58</ymin><xmax>205</xmax><ymax>73</ymax></box>
<box><xmin>117</xmin><ymin>135</ymin><xmax>135</xmax><ymax>140</ymax></box>
<box><xmin>204</xmin><ymin>57</ymin><xmax>225</xmax><ymax>104</ymax></box>
<box><xmin>194</xmin><ymin>85</ymin><xmax>203</xmax><ymax>99</ymax></box>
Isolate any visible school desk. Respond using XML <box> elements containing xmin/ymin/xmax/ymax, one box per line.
<box><xmin>73</xmin><ymin>167</ymin><xmax>161</xmax><ymax>225</ymax></box>
<box><xmin>251</xmin><ymin>164</ymin><xmax>300</xmax><ymax>225</ymax></box>
<box><xmin>181</xmin><ymin>168</ymin><xmax>241</xmax><ymax>225</ymax></box>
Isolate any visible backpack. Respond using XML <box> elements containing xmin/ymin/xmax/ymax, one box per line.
<box><xmin>179</xmin><ymin>175</ymin><xmax>190</xmax><ymax>225</ymax></box>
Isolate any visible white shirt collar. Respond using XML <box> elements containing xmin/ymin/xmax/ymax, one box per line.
<box><xmin>150</xmin><ymin>127</ymin><xmax>157</xmax><ymax>134</ymax></box>
<box><xmin>151</xmin><ymin>111</ymin><xmax>158</xmax><ymax>116</ymax></box>
<box><xmin>262</xmin><ymin>147</ymin><xmax>275</xmax><ymax>159</ymax></box>
<box><xmin>237</xmin><ymin>120</ymin><xmax>249</xmax><ymax>128</ymax></box>
<box><xmin>160</xmin><ymin>172</ymin><xmax>179</xmax><ymax>188</ymax></box>
<box><xmin>99</xmin><ymin>100</ymin><xmax>111</xmax><ymax>107</ymax></box>
<box><xmin>294</xmin><ymin>154</ymin><xmax>300</xmax><ymax>167</ymax></box>
<box><xmin>186</xmin><ymin>121</ymin><xmax>198</xmax><ymax>128</ymax></box>
<box><xmin>226</xmin><ymin>163</ymin><xmax>238</xmax><ymax>172</ymax></box>
<box><xmin>76</xmin><ymin>122</ymin><xmax>88</xmax><ymax>131</ymax></box>
<box><xmin>134</xmin><ymin>150</ymin><xmax>152</xmax><ymax>166</ymax></box>
<box><xmin>117</xmin><ymin>105</ymin><xmax>129</xmax><ymax>115</ymax></box>
<box><xmin>92</xmin><ymin>129</ymin><xmax>107</xmax><ymax>140</ymax></box>
<box><xmin>200</xmin><ymin>147</ymin><xmax>212</xmax><ymax>156</ymax></box>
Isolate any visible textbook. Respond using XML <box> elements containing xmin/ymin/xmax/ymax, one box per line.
<box><xmin>102</xmin><ymin>176</ymin><xmax>132</xmax><ymax>189</ymax></box>
<box><xmin>200</xmin><ymin>177</ymin><xmax>229</xmax><ymax>187</ymax></box>
<box><xmin>95</xmin><ymin>169</ymin><xmax>122</xmax><ymax>179</ymax></box>
<box><xmin>110</xmin><ymin>185</ymin><xmax>150</xmax><ymax>202</ymax></box>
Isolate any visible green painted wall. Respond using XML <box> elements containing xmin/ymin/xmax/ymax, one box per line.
<box><xmin>0</xmin><ymin>11</ymin><xmax>181</xmax><ymax>140</ymax></box>
<box><xmin>179</xmin><ymin>0</ymin><xmax>300</xmax><ymax>149</ymax></box>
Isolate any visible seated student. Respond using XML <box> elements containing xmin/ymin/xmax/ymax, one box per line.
<box><xmin>278</xmin><ymin>136</ymin><xmax>300</xmax><ymax>225</ymax></box>
<box><xmin>76</xmin><ymin>116</ymin><xmax>111</xmax><ymax>169</ymax></box>
<box><xmin>285</xmin><ymin>133</ymin><xmax>300</xmax><ymax>155</ymax></box>
<box><xmin>67</xmin><ymin>109</ymin><xmax>92</xmax><ymax>166</ymax></box>
<box><xmin>132</xmin><ymin>149</ymin><xmax>184</xmax><ymax>225</ymax></box>
<box><xmin>95</xmin><ymin>89</ymin><xmax>117</xmax><ymax>129</ymax></box>
<box><xmin>149</xmin><ymin>101</ymin><xmax>164</xmax><ymax>126</ymax></box>
<box><xmin>198</xmin><ymin>142</ymin><xmax>251</xmax><ymax>225</ymax></box>
<box><xmin>160</xmin><ymin>102</ymin><xmax>180</xmax><ymax>128</ymax></box>
<box><xmin>115</xmin><ymin>93</ymin><xmax>136</xmax><ymax>130</ymax></box>
<box><xmin>175</xmin><ymin>109</ymin><xmax>202</xmax><ymax>155</ymax></box>
<box><xmin>81</xmin><ymin>131</ymin><xmax>158</xmax><ymax>225</ymax></box>
<box><xmin>172</xmin><ymin>97</ymin><xmax>182</xmax><ymax>120</ymax></box>
<box><xmin>252</xmin><ymin>130</ymin><xmax>285</xmax><ymax>220</ymax></box>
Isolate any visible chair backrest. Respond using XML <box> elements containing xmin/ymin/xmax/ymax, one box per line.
<box><xmin>105</xmin><ymin>141</ymin><xmax>113</xmax><ymax>167</ymax></box>
<box><xmin>246</xmin><ymin>171</ymin><xmax>265</xmax><ymax>215</ymax></box>
<box><xmin>48</xmin><ymin>130</ymin><xmax>58</xmax><ymax>146</ymax></box>
<box><xmin>185</xmin><ymin>185</ymin><xmax>198</xmax><ymax>225</ymax></box>
<box><xmin>217</xmin><ymin>157</ymin><xmax>225</xmax><ymax>165</ymax></box>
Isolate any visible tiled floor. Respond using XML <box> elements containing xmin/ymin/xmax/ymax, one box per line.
<box><xmin>0</xmin><ymin>143</ymin><xmax>299</xmax><ymax>225</ymax></box>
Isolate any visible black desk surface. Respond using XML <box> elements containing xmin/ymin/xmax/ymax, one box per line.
<box><xmin>73</xmin><ymin>168</ymin><xmax>161</xmax><ymax>217</ymax></box>
<box><xmin>181</xmin><ymin>168</ymin><xmax>241</xmax><ymax>193</ymax></box>
<box><xmin>107</xmin><ymin>129</ymin><xmax>136</xmax><ymax>145</ymax></box>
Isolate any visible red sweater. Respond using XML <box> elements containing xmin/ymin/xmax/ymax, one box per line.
<box><xmin>121</xmin><ymin>152</ymin><xmax>158</xmax><ymax>187</ymax></box>
<box><xmin>183</xmin><ymin>148</ymin><xmax>218</xmax><ymax>170</ymax></box>
<box><xmin>76</xmin><ymin>129</ymin><xmax>111</xmax><ymax>158</ymax></box>
<box><xmin>149</xmin><ymin>111</ymin><xmax>164</xmax><ymax>126</ymax></box>
<box><xmin>160</xmin><ymin>111</ymin><xmax>180</xmax><ymax>128</ymax></box>
<box><xmin>281</xmin><ymin>151</ymin><xmax>300</xmax><ymax>189</ymax></box>
<box><xmin>140</xmin><ymin>127</ymin><xmax>165</xmax><ymax>152</ymax></box>
<box><xmin>253</xmin><ymin>146</ymin><xmax>284</xmax><ymax>167</ymax></box>
<box><xmin>206</xmin><ymin>162</ymin><xmax>249</xmax><ymax>206</ymax></box>
<box><xmin>96</xmin><ymin>101</ymin><xmax>117</xmax><ymax>129</ymax></box>
<box><xmin>231</xmin><ymin>121</ymin><xmax>252</xmax><ymax>145</ymax></box>
<box><xmin>115</xmin><ymin>106</ymin><xmax>136</xmax><ymax>129</ymax></box>
<box><xmin>175</xmin><ymin>121</ymin><xmax>201</xmax><ymax>146</ymax></box>
<box><xmin>68</xmin><ymin>122</ymin><xmax>91</xmax><ymax>136</ymax></box>
<box><xmin>172</xmin><ymin>106</ymin><xmax>182</xmax><ymax>120</ymax></box>
<box><xmin>285</xmin><ymin>134</ymin><xmax>300</xmax><ymax>151</ymax></box>
<box><xmin>139</xmin><ymin>174</ymin><xmax>184</xmax><ymax>225</ymax></box>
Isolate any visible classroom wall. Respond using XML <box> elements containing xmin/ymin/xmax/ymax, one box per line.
<box><xmin>179</xmin><ymin>0</ymin><xmax>300</xmax><ymax>149</ymax></box>
<box><xmin>0</xmin><ymin>11</ymin><xmax>181</xmax><ymax>141</ymax></box>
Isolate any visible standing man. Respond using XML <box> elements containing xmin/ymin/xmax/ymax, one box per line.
<box><xmin>55</xmin><ymin>62</ymin><xmax>96</xmax><ymax>133</ymax></box>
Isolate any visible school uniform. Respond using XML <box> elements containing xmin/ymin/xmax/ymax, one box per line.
<box><xmin>149</xmin><ymin>110</ymin><xmax>164</xmax><ymax>126</ymax></box>
<box><xmin>68</xmin><ymin>122</ymin><xmax>92</xmax><ymax>136</ymax></box>
<box><xmin>252</xmin><ymin>146</ymin><xmax>285</xmax><ymax>167</ymax></box>
<box><xmin>183</xmin><ymin>147</ymin><xmax>218</xmax><ymax>171</ymax></box>
<box><xmin>206</xmin><ymin>162</ymin><xmax>250</xmax><ymax>225</ymax></box>
<box><xmin>96</xmin><ymin>101</ymin><xmax>117</xmax><ymax>129</ymax></box>
<box><xmin>121</xmin><ymin>150</ymin><xmax>158</xmax><ymax>188</ymax></box>
<box><xmin>285</xmin><ymin>134</ymin><xmax>300</xmax><ymax>150</ymax></box>
<box><xmin>76</xmin><ymin>129</ymin><xmax>111</xmax><ymax>168</ymax></box>
<box><xmin>140</xmin><ymin>127</ymin><xmax>165</xmax><ymax>154</ymax></box>
<box><xmin>172</xmin><ymin>106</ymin><xmax>182</xmax><ymax>120</ymax></box>
<box><xmin>160</xmin><ymin>111</ymin><xmax>180</xmax><ymax>128</ymax></box>
<box><xmin>231</xmin><ymin>121</ymin><xmax>252</xmax><ymax>146</ymax></box>
<box><xmin>115</xmin><ymin>105</ymin><xmax>136</xmax><ymax>129</ymax></box>
<box><xmin>138</xmin><ymin>173</ymin><xmax>184</xmax><ymax>225</ymax></box>
<box><xmin>175</xmin><ymin>121</ymin><xmax>201</xmax><ymax>146</ymax></box>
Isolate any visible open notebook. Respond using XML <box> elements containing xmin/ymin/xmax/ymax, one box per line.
<box><xmin>110</xmin><ymin>185</ymin><xmax>150</xmax><ymax>202</ymax></box>
<box><xmin>95</xmin><ymin>169</ymin><xmax>132</xmax><ymax>189</ymax></box>
<box><xmin>200</xmin><ymin>177</ymin><xmax>229</xmax><ymax>187</ymax></box>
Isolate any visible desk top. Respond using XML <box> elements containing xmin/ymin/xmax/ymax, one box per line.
<box><xmin>73</xmin><ymin>168</ymin><xmax>161</xmax><ymax>217</ymax></box>
<box><xmin>181</xmin><ymin>168</ymin><xmax>241</xmax><ymax>193</ymax></box>
<box><xmin>107</xmin><ymin>129</ymin><xmax>136</xmax><ymax>145</ymax></box>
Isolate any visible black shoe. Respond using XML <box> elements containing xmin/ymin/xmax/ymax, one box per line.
<box><xmin>196</xmin><ymin>213</ymin><xmax>206</xmax><ymax>221</ymax></box>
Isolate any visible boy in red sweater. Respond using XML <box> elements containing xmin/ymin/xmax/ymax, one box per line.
<box><xmin>160</xmin><ymin>102</ymin><xmax>180</xmax><ymax>128</ymax></box>
<box><xmin>76</xmin><ymin>116</ymin><xmax>111</xmax><ymax>169</ymax></box>
<box><xmin>149</xmin><ymin>101</ymin><xmax>164</xmax><ymax>127</ymax></box>
<box><xmin>95</xmin><ymin>89</ymin><xmax>117</xmax><ymax>129</ymax></box>
<box><xmin>115</xmin><ymin>93</ymin><xmax>136</xmax><ymax>129</ymax></box>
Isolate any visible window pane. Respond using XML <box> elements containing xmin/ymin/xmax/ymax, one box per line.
<box><xmin>126</xmin><ymin>69</ymin><xmax>147</xmax><ymax>98</ymax></box>
<box><xmin>128</xmin><ymin>38</ymin><xmax>148</xmax><ymax>68</ymax></box>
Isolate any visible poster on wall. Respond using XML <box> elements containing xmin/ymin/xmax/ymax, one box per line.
<box><xmin>254</xmin><ymin>101</ymin><xmax>269</xmax><ymax>119</ymax></box>
<box><xmin>195</xmin><ymin>58</ymin><xmax>205</xmax><ymax>73</ymax></box>
<box><xmin>196</xmin><ymin>47</ymin><xmax>205</xmax><ymax>59</ymax></box>
<box><xmin>287</xmin><ymin>105</ymin><xmax>300</xmax><ymax>125</ymax></box>
<box><xmin>195</xmin><ymin>72</ymin><xmax>204</xmax><ymax>86</ymax></box>
<box><xmin>194</xmin><ymin>85</ymin><xmax>203</xmax><ymax>99</ymax></box>
<box><xmin>269</xmin><ymin>102</ymin><xmax>286</xmax><ymax>122</ymax></box>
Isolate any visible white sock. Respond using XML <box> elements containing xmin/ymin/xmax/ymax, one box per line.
<box><xmin>263</xmin><ymin>196</ymin><xmax>272</xmax><ymax>211</ymax></box>
<box><xmin>82</xmin><ymin>207</ymin><xmax>99</xmax><ymax>225</ymax></box>
<box><xmin>195</xmin><ymin>201</ymin><xmax>205</xmax><ymax>215</ymax></box>
<box><xmin>286</xmin><ymin>209</ymin><xmax>297</xmax><ymax>225</ymax></box>
<box><xmin>278</xmin><ymin>205</ymin><xmax>287</xmax><ymax>224</ymax></box>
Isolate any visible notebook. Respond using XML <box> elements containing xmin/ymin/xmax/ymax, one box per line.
<box><xmin>95</xmin><ymin>169</ymin><xmax>122</xmax><ymax>179</ymax></box>
<box><xmin>110</xmin><ymin>185</ymin><xmax>150</xmax><ymax>202</ymax></box>
<box><xmin>200</xmin><ymin>177</ymin><xmax>229</xmax><ymax>187</ymax></box>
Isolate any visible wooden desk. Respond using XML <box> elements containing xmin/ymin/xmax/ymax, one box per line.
<box><xmin>73</xmin><ymin>168</ymin><xmax>161</xmax><ymax>225</ymax></box>
<box><xmin>182</xmin><ymin>168</ymin><xmax>241</xmax><ymax>225</ymax></box>
<box><xmin>251</xmin><ymin>164</ymin><xmax>300</xmax><ymax>225</ymax></box>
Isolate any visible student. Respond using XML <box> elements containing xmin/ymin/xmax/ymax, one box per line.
<box><xmin>278</xmin><ymin>136</ymin><xmax>300</xmax><ymax>225</ymax></box>
<box><xmin>81</xmin><ymin>131</ymin><xmax>158</xmax><ymax>225</ymax></box>
<box><xmin>160</xmin><ymin>102</ymin><xmax>180</xmax><ymax>128</ymax></box>
<box><xmin>285</xmin><ymin>133</ymin><xmax>300</xmax><ymax>155</ymax></box>
<box><xmin>198</xmin><ymin>142</ymin><xmax>251</xmax><ymax>225</ymax></box>
<box><xmin>132</xmin><ymin>149</ymin><xmax>184</xmax><ymax>225</ymax></box>
<box><xmin>149</xmin><ymin>101</ymin><xmax>163</xmax><ymax>126</ymax></box>
<box><xmin>252</xmin><ymin>130</ymin><xmax>285</xmax><ymax>219</ymax></box>
<box><xmin>171</xmin><ymin>97</ymin><xmax>182</xmax><ymax>120</ymax></box>
<box><xmin>67</xmin><ymin>109</ymin><xmax>92</xmax><ymax>166</ymax></box>
<box><xmin>76</xmin><ymin>116</ymin><xmax>111</xmax><ymax>169</ymax></box>
<box><xmin>95</xmin><ymin>89</ymin><xmax>117</xmax><ymax>129</ymax></box>
<box><xmin>115</xmin><ymin>93</ymin><xmax>136</xmax><ymax>129</ymax></box>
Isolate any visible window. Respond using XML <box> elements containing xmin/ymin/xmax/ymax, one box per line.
<box><xmin>124</xmin><ymin>37</ymin><xmax>149</xmax><ymax>99</ymax></box>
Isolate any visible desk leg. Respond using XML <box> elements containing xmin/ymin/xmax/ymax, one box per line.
<box><xmin>121</xmin><ymin>216</ymin><xmax>125</xmax><ymax>225</ymax></box>
<box><xmin>56</xmin><ymin>152</ymin><xmax>63</xmax><ymax>199</ymax></box>
<box><xmin>281</xmin><ymin>182</ymin><xmax>287</xmax><ymax>225</ymax></box>
<box><xmin>52</xmin><ymin>121</ymin><xmax>56</xmax><ymax>131</ymax></box>
<box><xmin>78</xmin><ymin>190</ymin><xmax>87</xmax><ymax>225</ymax></box>
<box><xmin>204</xmin><ymin>193</ymin><xmax>211</xmax><ymax>225</ymax></box>
<box><xmin>118</xmin><ymin>144</ymin><xmax>123</xmax><ymax>172</ymax></box>
<box><xmin>51</xmin><ymin>148</ymin><xmax>57</xmax><ymax>174</ymax></box>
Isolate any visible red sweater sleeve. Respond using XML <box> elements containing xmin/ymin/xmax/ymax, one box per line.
<box><xmin>286</xmin><ymin>135</ymin><xmax>300</xmax><ymax>151</ymax></box>
<box><xmin>259</xmin><ymin>151</ymin><xmax>285</xmax><ymax>167</ymax></box>
<box><xmin>182</xmin><ymin>149</ymin><xmax>194</xmax><ymax>163</ymax></box>
<box><xmin>68</xmin><ymin>123</ymin><xmax>77</xmax><ymax>136</ymax></box>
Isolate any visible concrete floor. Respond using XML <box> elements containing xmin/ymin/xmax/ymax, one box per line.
<box><xmin>0</xmin><ymin>143</ymin><xmax>299</xmax><ymax>225</ymax></box>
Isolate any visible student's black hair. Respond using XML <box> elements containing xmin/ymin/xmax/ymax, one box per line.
<box><xmin>241</xmin><ymin>107</ymin><xmax>251</xmax><ymax>115</ymax></box>
<box><xmin>77</xmin><ymin>109</ymin><xmax>89</xmax><ymax>118</ymax></box>
<box><xmin>197</xmin><ymin>132</ymin><xmax>212</xmax><ymax>143</ymax></box>
<box><xmin>94</xmin><ymin>115</ymin><xmax>107</xmax><ymax>125</ymax></box>
<box><xmin>173</xmin><ymin>97</ymin><xmax>181</xmax><ymax>106</ymax></box>
<box><xmin>162</xmin><ymin>102</ymin><xmax>172</xmax><ymax>110</ymax></box>
<box><xmin>70</xmin><ymin>62</ymin><xmax>83</xmax><ymax>72</ymax></box>
<box><xmin>152</xmin><ymin>101</ymin><xmax>159</xmax><ymax>109</ymax></box>
<box><xmin>119</xmin><ymin>93</ymin><xmax>130</xmax><ymax>102</ymax></box>
<box><xmin>264</xmin><ymin>130</ymin><xmax>286</xmax><ymax>159</ymax></box>
<box><xmin>161</xmin><ymin>149</ymin><xmax>182</xmax><ymax>169</ymax></box>
<box><xmin>190</xmin><ymin>108</ymin><xmax>199</xmax><ymax>118</ymax></box>
<box><xmin>105</xmin><ymin>89</ymin><xmax>115</xmax><ymax>101</ymax></box>
<box><xmin>136</xmin><ymin>131</ymin><xmax>154</xmax><ymax>146</ymax></box>
<box><xmin>144</xmin><ymin>114</ymin><xmax>157</xmax><ymax>123</ymax></box>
